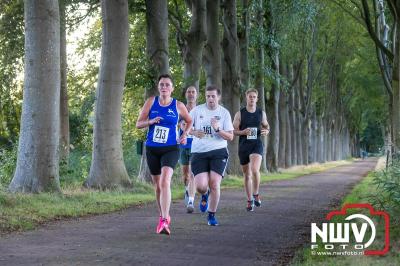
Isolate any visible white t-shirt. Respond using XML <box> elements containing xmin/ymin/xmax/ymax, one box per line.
<box><xmin>190</xmin><ymin>103</ymin><xmax>234</xmax><ymax>153</ymax></box>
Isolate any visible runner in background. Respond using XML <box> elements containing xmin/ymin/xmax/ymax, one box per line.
<box><xmin>179</xmin><ymin>86</ymin><xmax>198</xmax><ymax>213</ymax></box>
<box><xmin>233</xmin><ymin>88</ymin><xmax>270</xmax><ymax>211</ymax></box>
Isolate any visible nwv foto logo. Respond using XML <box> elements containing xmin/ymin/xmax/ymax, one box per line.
<box><xmin>311</xmin><ymin>204</ymin><xmax>390</xmax><ymax>256</ymax></box>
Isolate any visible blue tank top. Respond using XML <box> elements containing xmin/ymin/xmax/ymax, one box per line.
<box><xmin>146</xmin><ymin>96</ymin><xmax>179</xmax><ymax>147</ymax></box>
<box><xmin>179</xmin><ymin>128</ymin><xmax>193</xmax><ymax>149</ymax></box>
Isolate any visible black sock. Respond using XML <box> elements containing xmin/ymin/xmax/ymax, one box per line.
<box><xmin>208</xmin><ymin>211</ymin><xmax>215</xmax><ymax>216</ymax></box>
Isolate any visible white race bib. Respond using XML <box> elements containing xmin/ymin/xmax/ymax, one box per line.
<box><xmin>247</xmin><ymin>127</ymin><xmax>257</xmax><ymax>140</ymax></box>
<box><xmin>202</xmin><ymin>125</ymin><xmax>213</xmax><ymax>139</ymax></box>
<box><xmin>153</xmin><ymin>126</ymin><xmax>169</xmax><ymax>143</ymax></box>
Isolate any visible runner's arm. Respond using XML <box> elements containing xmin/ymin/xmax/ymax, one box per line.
<box><xmin>212</xmin><ymin>112</ymin><xmax>234</xmax><ymax>141</ymax></box>
<box><xmin>136</xmin><ymin>97</ymin><xmax>160</xmax><ymax>129</ymax></box>
<box><xmin>261</xmin><ymin>111</ymin><xmax>270</xmax><ymax>136</ymax></box>
<box><xmin>233</xmin><ymin>111</ymin><xmax>250</xmax><ymax>136</ymax></box>
<box><xmin>216</xmin><ymin>129</ymin><xmax>234</xmax><ymax>141</ymax></box>
<box><xmin>177</xmin><ymin>101</ymin><xmax>193</xmax><ymax>144</ymax></box>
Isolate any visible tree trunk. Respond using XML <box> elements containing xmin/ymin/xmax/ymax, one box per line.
<box><xmin>392</xmin><ymin>26</ymin><xmax>400</xmax><ymax>154</ymax></box>
<box><xmin>266</xmin><ymin>53</ymin><xmax>280</xmax><ymax>172</ymax></box>
<box><xmin>238</xmin><ymin>0</ymin><xmax>250</xmax><ymax>93</ymax></box>
<box><xmin>324</xmin><ymin>121</ymin><xmax>329</xmax><ymax>161</ymax></box>
<box><xmin>310</xmin><ymin>109</ymin><xmax>317</xmax><ymax>163</ymax></box>
<box><xmin>139</xmin><ymin>0</ymin><xmax>170</xmax><ymax>183</ymax></box>
<box><xmin>145</xmin><ymin>0</ymin><xmax>170</xmax><ymax>96</ymax></box>
<box><xmin>203</xmin><ymin>0</ymin><xmax>222</xmax><ymax>88</ymax></box>
<box><xmin>9</xmin><ymin>0</ymin><xmax>61</xmax><ymax>193</ymax></box>
<box><xmin>288</xmin><ymin>76</ymin><xmax>297</xmax><ymax>166</ymax></box>
<box><xmin>182</xmin><ymin>0</ymin><xmax>207</xmax><ymax>91</ymax></box>
<box><xmin>85</xmin><ymin>0</ymin><xmax>131</xmax><ymax>189</ymax></box>
<box><xmin>301</xmin><ymin>118</ymin><xmax>309</xmax><ymax>165</ymax></box>
<box><xmin>285</xmin><ymin>102</ymin><xmax>292</xmax><ymax>168</ymax></box>
<box><xmin>317</xmin><ymin>115</ymin><xmax>324</xmax><ymax>162</ymax></box>
<box><xmin>222</xmin><ymin>0</ymin><xmax>241</xmax><ymax>175</ymax></box>
<box><xmin>278</xmin><ymin>63</ymin><xmax>287</xmax><ymax>168</ymax></box>
<box><xmin>295</xmin><ymin>80</ymin><xmax>303</xmax><ymax>165</ymax></box>
<box><xmin>59</xmin><ymin>0</ymin><xmax>69</xmax><ymax>163</ymax></box>
<box><xmin>253</xmin><ymin>0</ymin><xmax>267</xmax><ymax>172</ymax></box>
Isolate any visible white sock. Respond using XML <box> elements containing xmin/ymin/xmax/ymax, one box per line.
<box><xmin>188</xmin><ymin>197</ymin><xmax>194</xmax><ymax>203</ymax></box>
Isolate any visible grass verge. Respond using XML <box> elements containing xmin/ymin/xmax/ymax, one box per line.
<box><xmin>0</xmin><ymin>160</ymin><xmax>351</xmax><ymax>234</ymax></box>
<box><xmin>291</xmin><ymin>160</ymin><xmax>400</xmax><ymax>266</ymax></box>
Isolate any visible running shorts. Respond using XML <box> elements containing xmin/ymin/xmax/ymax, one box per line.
<box><xmin>146</xmin><ymin>145</ymin><xmax>179</xmax><ymax>175</ymax></box>
<box><xmin>191</xmin><ymin>148</ymin><xmax>229</xmax><ymax>177</ymax></box>
<box><xmin>238</xmin><ymin>141</ymin><xmax>264</xmax><ymax>165</ymax></box>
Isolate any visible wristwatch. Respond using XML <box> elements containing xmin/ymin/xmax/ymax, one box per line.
<box><xmin>215</xmin><ymin>127</ymin><xmax>220</xmax><ymax>132</ymax></box>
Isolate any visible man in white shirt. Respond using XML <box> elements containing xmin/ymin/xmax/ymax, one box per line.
<box><xmin>190</xmin><ymin>85</ymin><xmax>234</xmax><ymax>226</ymax></box>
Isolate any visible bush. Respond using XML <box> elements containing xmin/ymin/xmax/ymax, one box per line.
<box><xmin>0</xmin><ymin>143</ymin><xmax>17</xmax><ymax>189</ymax></box>
<box><xmin>370</xmin><ymin>158</ymin><xmax>400</xmax><ymax>225</ymax></box>
<box><xmin>59</xmin><ymin>149</ymin><xmax>92</xmax><ymax>187</ymax></box>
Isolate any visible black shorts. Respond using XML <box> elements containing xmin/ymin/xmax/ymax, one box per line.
<box><xmin>179</xmin><ymin>147</ymin><xmax>192</xmax><ymax>165</ymax></box>
<box><xmin>238</xmin><ymin>141</ymin><xmax>264</xmax><ymax>165</ymax></box>
<box><xmin>191</xmin><ymin>148</ymin><xmax>229</xmax><ymax>177</ymax></box>
<box><xmin>146</xmin><ymin>145</ymin><xmax>179</xmax><ymax>175</ymax></box>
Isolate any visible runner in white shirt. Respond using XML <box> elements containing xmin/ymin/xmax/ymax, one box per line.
<box><xmin>190</xmin><ymin>85</ymin><xmax>234</xmax><ymax>226</ymax></box>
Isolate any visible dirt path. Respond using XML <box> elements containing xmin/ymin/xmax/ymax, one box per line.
<box><xmin>0</xmin><ymin>159</ymin><xmax>377</xmax><ymax>266</ymax></box>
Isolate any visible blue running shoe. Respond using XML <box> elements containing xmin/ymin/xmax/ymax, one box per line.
<box><xmin>199</xmin><ymin>190</ymin><xmax>209</xmax><ymax>213</ymax></box>
<box><xmin>253</xmin><ymin>194</ymin><xmax>261</xmax><ymax>207</ymax></box>
<box><xmin>207</xmin><ymin>212</ymin><xmax>219</xmax><ymax>226</ymax></box>
<box><xmin>184</xmin><ymin>190</ymin><xmax>189</xmax><ymax>205</ymax></box>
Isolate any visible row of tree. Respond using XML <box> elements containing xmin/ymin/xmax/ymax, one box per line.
<box><xmin>0</xmin><ymin>0</ymin><xmax>387</xmax><ymax>193</ymax></box>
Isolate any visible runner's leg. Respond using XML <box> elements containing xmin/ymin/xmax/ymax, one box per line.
<box><xmin>159</xmin><ymin>166</ymin><xmax>173</xmax><ymax>219</ymax></box>
<box><xmin>208</xmin><ymin>171</ymin><xmax>222</xmax><ymax>212</ymax></box>
<box><xmin>249</xmin><ymin>154</ymin><xmax>262</xmax><ymax>195</ymax></box>
<box><xmin>151</xmin><ymin>175</ymin><xmax>161</xmax><ymax>215</ymax></box>
<box><xmin>195</xmin><ymin>172</ymin><xmax>209</xmax><ymax>195</ymax></box>
<box><xmin>187</xmin><ymin>164</ymin><xmax>196</xmax><ymax>199</ymax></box>
<box><xmin>241</xmin><ymin>164</ymin><xmax>252</xmax><ymax>201</ymax></box>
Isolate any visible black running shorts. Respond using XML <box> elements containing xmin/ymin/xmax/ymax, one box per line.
<box><xmin>146</xmin><ymin>145</ymin><xmax>179</xmax><ymax>175</ymax></box>
<box><xmin>238</xmin><ymin>141</ymin><xmax>264</xmax><ymax>165</ymax></box>
<box><xmin>191</xmin><ymin>148</ymin><xmax>229</xmax><ymax>177</ymax></box>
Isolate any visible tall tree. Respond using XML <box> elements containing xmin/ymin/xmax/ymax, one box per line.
<box><xmin>203</xmin><ymin>0</ymin><xmax>222</xmax><ymax>88</ymax></box>
<box><xmin>170</xmin><ymin>0</ymin><xmax>207</xmax><ymax>92</ymax></box>
<box><xmin>9</xmin><ymin>0</ymin><xmax>61</xmax><ymax>193</ymax></box>
<box><xmin>145</xmin><ymin>0</ymin><xmax>169</xmax><ymax>95</ymax></box>
<box><xmin>138</xmin><ymin>0</ymin><xmax>170</xmax><ymax>182</ymax></box>
<box><xmin>278</xmin><ymin>62</ymin><xmax>287</xmax><ymax>168</ymax></box>
<box><xmin>253</xmin><ymin>0</ymin><xmax>268</xmax><ymax>172</ymax></box>
<box><xmin>265</xmin><ymin>0</ymin><xmax>280</xmax><ymax>172</ymax></box>
<box><xmin>84</xmin><ymin>0</ymin><xmax>131</xmax><ymax>189</ymax></box>
<box><xmin>238</xmin><ymin>0</ymin><xmax>250</xmax><ymax>92</ymax></box>
<box><xmin>331</xmin><ymin>0</ymin><xmax>400</xmax><ymax>158</ymax></box>
<box><xmin>59</xmin><ymin>0</ymin><xmax>69</xmax><ymax>163</ymax></box>
<box><xmin>222</xmin><ymin>0</ymin><xmax>241</xmax><ymax>175</ymax></box>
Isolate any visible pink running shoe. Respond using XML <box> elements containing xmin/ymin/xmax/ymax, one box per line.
<box><xmin>157</xmin><ymin>218</ymin><xmax>170</xmax><ymax>235</ymax></box>
<box><xmin>156</xmin><ymin>216</ymin><xmax>171</xmax><ymax>234</ymax></box>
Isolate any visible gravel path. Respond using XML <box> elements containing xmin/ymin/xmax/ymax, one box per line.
<box><xmin>0</xmin><ymin>159</ymin><xmax>377</xmax><ymax>266</ymax></box>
